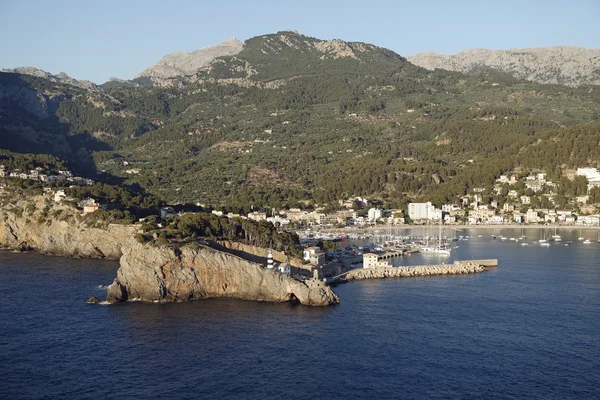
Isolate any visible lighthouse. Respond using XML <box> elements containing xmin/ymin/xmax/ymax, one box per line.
<box><xmin>266</xmin><ymin>249</ymin><xmax>274</xmax><ymax>269</ymax></box>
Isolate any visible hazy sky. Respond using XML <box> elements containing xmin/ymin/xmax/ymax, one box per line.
<box><xmin>1</xmin><ymin>0</ymin><xmax>598</xmax><ymax>83</ymax></box>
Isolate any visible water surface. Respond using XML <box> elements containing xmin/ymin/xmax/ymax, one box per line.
<box><xmin>1</xmin><ymin>229</ymin><xmax>599</xmax><ymax>399</ymax></box>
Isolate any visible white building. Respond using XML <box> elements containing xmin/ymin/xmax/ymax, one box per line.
<box><xmin>367</xmin><ymin>208</ymin><xmax>382</xmax><ymax>221</ymax></box>
<box><xmin>247</xmin><ymin>212</ymin><xmax>267</xmax><ymax>221</ymax></box>
<box><xmin>303</xmin><ymin>247</ymin><xmax>321</xmax><ymax>261</ymax></box>
<box><xmin>577</xmin><ymin>168</ymin><xmax>600</xmax><ymax>180</ymax></box>
<box><xmin>408</xmin><ymin>202</ymin><xmax>442</xmax><ymax>221</ymax></box>
<box><xmin>362</xmin><ymin>253</ymin><xmax>389</xmax><ymax>268</ymax></box>
<box><xmin>54</xmin><ymin>190</ymin><xmax>66</xmax><ymax>203</ymax></box>
<box><xmin>526</xmin><ymin>209</ymin><xmax>539</xmax><ymax>223</ymax></box>
<box><xmin>266</xmin><ymin>216</ymin><xmax>290</xmax><ymax>226</ymax></box>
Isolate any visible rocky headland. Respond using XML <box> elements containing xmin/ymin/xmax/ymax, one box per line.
<box><xmin>106</xmin><ymin>240</ymin><xmax>339</xmax><ymax>306</ymax></box>
<box><xmin>0</xmin><ymin>193</ymin><xmax>338</xmax><ymax>306</ymax></box>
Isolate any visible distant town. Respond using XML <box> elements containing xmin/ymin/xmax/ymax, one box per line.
<box><xmin>164</xmin><ymin>167</ymin><xmax>600</xmax><ymax>228</ymax></box>
<box><xmin>2</xmin><ymin>165</ymin><xmax>600</xmax><ymax>228</ymax></box>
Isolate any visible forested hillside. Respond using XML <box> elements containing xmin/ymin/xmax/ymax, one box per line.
<box><xmin>1</xmin><ymin>31</ymin><xmax>599</xmax><ymax>211</ymax></box>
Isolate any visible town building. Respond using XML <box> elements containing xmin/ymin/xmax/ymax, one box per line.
<box><xmin>408</xmin><ymin>202</ymin><xmax>443</xmax><ymax>221</ymax></box>
<box><xmin>367</xmin><ymin>208</ymin><xmax>382</xmax><ymax>222</ymax></box>
<box><xmin>362</xmin><ymin>253</ymin><xmax>389</xmax><ymax>268</ymax></box>
<box><xmin>247</xmin><ymin>212</ymin><xmax>267</xmax><ymax>221</ymax></box>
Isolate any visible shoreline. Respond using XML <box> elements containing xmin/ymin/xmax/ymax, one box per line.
<box><xmin>318</xmin><ymin>224</ymin><xmax>600</xmax><ymax>233</ymax></box>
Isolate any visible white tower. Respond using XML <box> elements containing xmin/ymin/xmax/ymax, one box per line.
<box><xmin>266</xmin><ymin>249</ymin><xmax>274</xmax><ymax>269</ymax></box>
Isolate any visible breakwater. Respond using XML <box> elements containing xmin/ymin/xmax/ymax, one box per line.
<box><xmin>341</xmin><ymin>262</ymin><xmax>489</xmax><ymax>282</ymax></box>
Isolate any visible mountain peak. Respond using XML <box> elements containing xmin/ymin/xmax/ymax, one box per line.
<box><xmin>134</xmin><ymin>37</ymin><xmax>244</xmax><ymax>80</ymax></box>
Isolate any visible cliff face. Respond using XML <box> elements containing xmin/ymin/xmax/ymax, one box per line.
<box><xmin>0</xmin><ymin>196</ymin><xmax>134</xmax><ymax>259</ymax></box>
<box><xmin>407</xmin><ymin>46</ymin><xmax>600</xmax><ymax>87</ymax></box>
<box><xmin>106</xmin><ymin>241</ymin><xmax>339</xmax><ymax>306</ymax></box>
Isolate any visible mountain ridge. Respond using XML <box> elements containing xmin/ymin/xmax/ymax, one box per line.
<box><xmin>408</xmin><ymin>46</ymin><xmax>600</xmax><ymax>87</ymax></box>
<box><xmin>1</xmin><ymin>31</ymin><xmax>600</xmax><ymax>210</ymax></box>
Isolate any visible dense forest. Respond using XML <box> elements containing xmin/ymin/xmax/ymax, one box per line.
<box><xmin>1</xmin><ymin>31</ymin><xmax>599</xmax><ymax>211</ymax></box>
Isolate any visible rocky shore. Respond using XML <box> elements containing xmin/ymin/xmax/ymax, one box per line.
<box><xmin>0</xmin><ymin>196</ymin><xmax>339</xmax><ymax>306</ymax></box>
<box><xmin>342</xmin><ymin>262</ymin><xmax>488</xmax><ymax>282</ymax></box>
<box><xmin>0</xmin><ymin>196</ymin><xmax>134</xmax><ymax>259</ymax></box>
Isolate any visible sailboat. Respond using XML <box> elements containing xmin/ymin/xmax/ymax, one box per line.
<box><xmin>552</xmin><ymin>226</ymin><xmax>562</xmax><ymax>241</ymax></box>
<box><xmin>578</xmin><ymin>228</ymin><xmax>584</xmax><ymax>241</ymax></box>
<box><xmin>421</xmin><ymin>223</ymin><xmax>451</xmax><ymax>255</ymax></box>
<box><xmin>538</xmin><ymin>231</ymin><xmax>549</xmax><ymax>244</ymax></box>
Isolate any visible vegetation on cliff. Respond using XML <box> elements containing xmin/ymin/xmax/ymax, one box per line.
<box><xmin>137</xmin><ymin>212</ymin><xmax>300</xmax><ymax>256</ymax></box>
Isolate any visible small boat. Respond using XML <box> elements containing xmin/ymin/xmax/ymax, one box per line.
<box><xmin>521</xmin><ymin>243</ymin><xmax>529</xmax><ymax>246</ymax></box>
<box><xmin>540</xmin><ymin>242</ymin><xmax>550</xmax><ymax>247</ymax></box>
<box><xmin>583</xmin><ymin>239</ymin><xmax>592</xmax><ymax>244</ymax></box>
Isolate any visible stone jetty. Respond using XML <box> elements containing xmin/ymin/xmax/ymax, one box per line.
<box><xmin>341</xmin><ymin>262</ymin><xmax>489</xmax><ymax>282</ymax></box>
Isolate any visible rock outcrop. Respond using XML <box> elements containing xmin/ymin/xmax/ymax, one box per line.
<box><xmin>134</xmin><ymin>38</ymin><xmax>244</xmax><ymax>82</ymax></box>
<box><xmin>407</xmin><ymin>46</ymin><xmax>600</xmax><ymax>87</ymax></box>
<box><xmin>342</xmin><ymin>262</ymin><xmax>487</xmax><ymax>281</ymax></box>
<box><xmin>106</xmin><ymin>241</ymin><xmax>339</xmax><ymax>306</ymax></box>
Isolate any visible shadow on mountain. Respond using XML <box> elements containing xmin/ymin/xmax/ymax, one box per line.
<box><xmin>0</xmin><ymin>72</ymin><xmax>115</xmax><ymax>177</ymax></box>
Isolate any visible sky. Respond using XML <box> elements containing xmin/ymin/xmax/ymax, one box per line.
<box><xmin>1</xmin><ymin>0</ymin><xmax>599</xmax><ymax>83</ymax></box>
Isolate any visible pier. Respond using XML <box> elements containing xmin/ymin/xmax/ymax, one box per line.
<box><xmin>458</xmin><ymin>259</ymin><xmax>498</xmax><ymax>267</ymax></box>
<box><xmin>327</xmin><ymin>259</ymin><xmax>499</xmax><ymax>284</ymax></box>
<box><xmin>378</xmin><ymin>251</ymin><xmax>403</xmax><ymax>260</ymax></box>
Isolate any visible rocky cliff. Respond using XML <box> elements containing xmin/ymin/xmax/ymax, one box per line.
<box><xmin>106</xmin><ymin>241</ymin><xmax>339</xmax><ymax>306</ymax></box>
<box><xmin>342</xmin><ymin>262</ymin><xmax>487</xmax><ymax>281</ymax></box>
<box><xmin>0</xmin><ymin>195</ymin><xmax>135</xmax><ymax>259</ymax></box>
<box><xmin>0</xmin><ymin>193</ymin><xmax>338</xmax><ymax>306</ymax></box>
<box><xmin>408</xmin><ymin>46</ymin><xmax>600</xmax><ymax>87</ymax></box>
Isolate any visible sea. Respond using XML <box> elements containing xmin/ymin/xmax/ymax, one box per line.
<box><xmin>1</xmin><ymin>227</ymin><xmax>599</xmax><ymax>400</ymax></box>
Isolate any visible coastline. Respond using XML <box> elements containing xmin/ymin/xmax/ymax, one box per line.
<box><xmin>321</xmin><ymin>224</ymin><xmax>600</xmax><ymax>233</ymax></box>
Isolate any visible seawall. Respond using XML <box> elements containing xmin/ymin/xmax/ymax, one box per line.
<box><xmin>341</xmin><ymin>262</ymin><xmax>488</xmax><ymax>282</ymax></box>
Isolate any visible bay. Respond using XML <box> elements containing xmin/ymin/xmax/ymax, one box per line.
<box><xmin>0</xmin><ymin>228</ymin><xmax>599</xmax><ymax>399</ymax></box>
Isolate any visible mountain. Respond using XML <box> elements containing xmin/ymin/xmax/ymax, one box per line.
<box><xmin>133</xmin><ymin>37</ymin><xmax>244</xmax><ymax>85</ymax></box>
<box><xmin>1</xmin><ymin>31</ymin><xmax>600</xmax><ymax>211</ymax></box>
<box><xmin>407</xmin><ymin>46</ymin><xmax>600</xmax><ymax>87</ymax></box>
<box><xmin>0</xmin><ymin>66</ymin><xmax>98</xmax><ymax>90</ymax></box>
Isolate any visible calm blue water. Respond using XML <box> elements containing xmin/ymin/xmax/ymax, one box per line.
<box><xmin>1</xmin><ymin>228</ymin><xmax>599</xmax><ymax>399</ymax></box>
